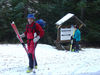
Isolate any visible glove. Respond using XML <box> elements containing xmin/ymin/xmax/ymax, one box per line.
<box><xmin>33</xmin><ymin>36</ymin><xmax>40</xmax><ymax>43</ymax></box>
<box><xmin>71</xmin><ymin>36</ymin><xmax>73</xmax><ymax>40</ymax></box>
<box><xmin>20</xmin><ymin>33</ymin><xmax>25</xmax><ymax>38</ymax></box>
<box><xmin>17</xmin><ymin>33</ymin><xmax>25</xmax><ymax>39</ymax></box>
<box><xmin>34</xmin><ymin>32</ymin><xmax>37</xmax><ymax>38</ymax></box>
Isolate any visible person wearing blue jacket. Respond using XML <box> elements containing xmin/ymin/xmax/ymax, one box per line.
<box><xmin>72</xmin><ymin>25</ymin><xmax>81</xmax><ymax>52</ymax></box>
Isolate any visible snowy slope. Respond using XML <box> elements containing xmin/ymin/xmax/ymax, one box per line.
<box><xmin>0</xmin><ymin>44</ymin><xmax>100</xmax><ymax>75</ymax></box>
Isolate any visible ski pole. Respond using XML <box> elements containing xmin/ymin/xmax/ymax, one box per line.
<box><xmin>33</xmin><ymin>42</ymin><xmax>36</xmax><ymax>73</ymax></box>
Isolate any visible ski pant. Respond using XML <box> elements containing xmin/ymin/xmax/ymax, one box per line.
<box><xmin>27</xmin><ymin>39</ymin><xmax>37</xmax><ymax>69</ymax></box>
<box><xmin>28</xmin><ymin>53</ymin><xmax>37</xmax><ymax>69</ymax></box>
<box><xmin>72</xmin><ymin>40</ymin><xmax>79</xmax><ymax>51</ymax></box>
<box><xmin>75</xmin><ymin>41</ymin><xmax>79</xmax><ymax>51</ymax></box>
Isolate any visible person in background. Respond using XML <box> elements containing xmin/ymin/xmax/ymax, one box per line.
<box><xmin>72</xmin><ymin>25</ymin><xmax>81</xmax><ymax>52</ymax></box>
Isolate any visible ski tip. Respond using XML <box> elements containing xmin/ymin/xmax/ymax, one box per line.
<box><xmin>12</xmin><ymin>21</ymin><xmax>15</xmax><ymax>24</ymax></box>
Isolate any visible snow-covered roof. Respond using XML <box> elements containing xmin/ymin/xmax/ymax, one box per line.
<box><xmin>56</xmin><ymin>13</ymin><xmax>74</xmax><ymax>25</ymax></box>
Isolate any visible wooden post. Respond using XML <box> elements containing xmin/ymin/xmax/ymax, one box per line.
<box><xmin>75</xmin><ymin>16</ymin><xmax>86</xmax><ymax>27</ymax></box>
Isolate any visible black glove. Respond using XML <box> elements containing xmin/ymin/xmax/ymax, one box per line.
<box><xmin>71</xmin><ymin>36</ymin><xmax>73</xmax><ymax>40</ymax></box>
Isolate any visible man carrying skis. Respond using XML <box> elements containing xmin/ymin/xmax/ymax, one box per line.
<box><xmin>72</xmin><ymin>25</ymin><xmax>81</xmax><ymax>52</ymax></box>
<box><xmin>20</xmin><ymin>14</ymin><xmax>44</xmax><ymax>73</ymax></box>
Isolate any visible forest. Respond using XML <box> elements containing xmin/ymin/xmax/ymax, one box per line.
<box><xmin>0</xmin><ymin>0</ymin><xmax>100</xmax><ymax>47</ymax></box>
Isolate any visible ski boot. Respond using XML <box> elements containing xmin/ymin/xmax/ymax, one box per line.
<box><xmin>74</xmin><ymin>50</ymin><xmax>79</xmax><ymax>53</ymax></box>
<box><xmin>35</xmin><ymin>65</ymin><xmax>37</xmax><ymax>69</ymax></box>
<box><xmin>26</xmin><ymin>67</ymin><xmax>33</xmax><ymax>73</ymax></box>
<box><xmin>71</xmin><ymin>49</ymin><xmax>74</xmax><ymax>52</ymax></box>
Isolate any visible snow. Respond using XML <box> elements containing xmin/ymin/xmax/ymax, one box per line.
<box><xmin>0</xmin><ymin>44</ymin><xmax>100</xmax><ymax>75</ymax></box>
<box><xmin>56</xmin><ymin>13</ymin><xmax>74</xmax><ymax>25</ymax></box>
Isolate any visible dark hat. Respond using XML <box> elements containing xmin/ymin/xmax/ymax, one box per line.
<box><xmin>74</xmin><ymin>25</ymin><xmax>79</xmax><ymax>29</ymax></box>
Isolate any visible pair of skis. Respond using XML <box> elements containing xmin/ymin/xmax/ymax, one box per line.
<box><xmin>11</xmin><ymin>22</ymin><xmax>28</xmax><ymax>54</ymax></box>
<box><xmin>70</xmin><ymin>29</ymin><xmax>76</xmax><ymax>52</ymax></box>
<box><xmin>11</xmin><ymin>22</ymin><xmax>36</xmax><ymax>73</ymax></box>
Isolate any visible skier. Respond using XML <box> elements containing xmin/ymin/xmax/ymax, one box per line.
<box><xmin>20</xmin><ymin>14</ymin><xmax>44</xmax><ymax>73</ymax></box>
<box><xmin>72</xmin><ymin>25</ymin><xmax>81</xmax><ymax>52</ymax></box>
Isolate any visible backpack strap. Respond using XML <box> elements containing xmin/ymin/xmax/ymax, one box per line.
<box><xmin>32</xmin><ymin>23</ymin><xmax>40</xmax><ymax>34</ymax></box>
<box><xmin>26</xmin><ymin>23</ymin><xmax>36</xmax><ymax>33</ymax></box>
<box><xmin>26</xmin><ymin>22</ymin><xmax>40</xmax><ymax>34</ymax></box>
<box><xmin>32</xmin><ymin>22</ymin><xmax>36</xmax><ymax>32</ymax></box>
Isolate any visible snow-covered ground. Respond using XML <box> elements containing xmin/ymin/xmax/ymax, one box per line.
<box><xmin>0</xmin><ymin>44</ymin><xmax>100</xmax><ymax>75</ymax></box>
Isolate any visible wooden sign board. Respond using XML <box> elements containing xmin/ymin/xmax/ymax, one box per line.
<box><xmin>60</xmin><ymin>26</ymin><xmax>75</xmax><ymax>41</ymax></box>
